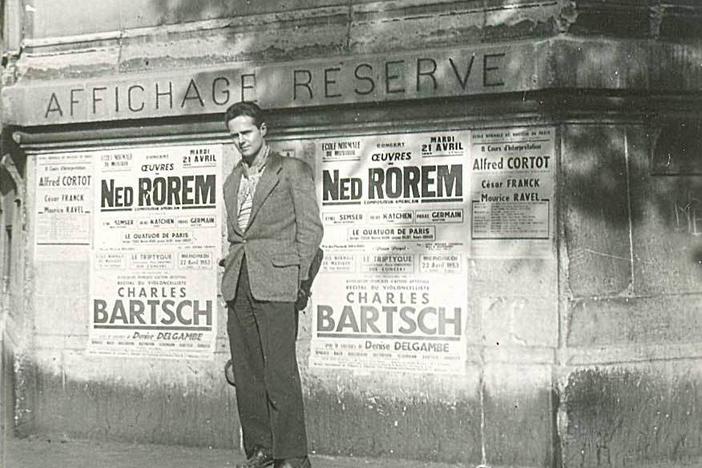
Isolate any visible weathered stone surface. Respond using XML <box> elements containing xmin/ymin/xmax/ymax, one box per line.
<box><xmin>299</xmin><ymin>347</ymin><xmax>481</xmax><ymax>460</ymax></box>
<box><xmin>469</xmin><ymin>258</ymin><xmax>557</xmax><ymax>298</ymax></box>
<box><xmin>561</xmin><ymin>125</ymin><xmax>633</xmax><ymax>298</ymax></box>
<box><xmin>32</xmin><ymin>261</ymin><xmax>89</xmax><ymax>298</ymax></box>
<box><xmin>118</xmin><ymin>7</ymin><xmax>352</xmax><ymax>72</ymax></box>
<box><xmin>627</xmin><ymin>125</ymin><xmax>702</xmax><ymax>296</ymax></box>
<box><xmin>24</xmin><ymin>352</ymin><xmax>483</xmax><ymax>463</ymax></box>
<box><xmin>484</xmin><ymin>364</ymin><xmax>554</xmax><ymax>467</ymax></box>
<box><xmin>21</xmin><ymin>353</ymin><xmax>238</xmax><ymax>448</ymax></box>
<box><xmin>26</xmin><ymin>0</ymin><xmax>702</xmax><ymax>44</ymax></box>
<box><xmin>27</xmin><ymin>0</ymin><xmax>351</xmax><ymax>39</ymax></box>
<box><xmin>15</xmin><ymin>1</ymin><xmax>702</xmax><ymax>88</ymax></box>
<box><xmin>647</xmin><ymin>42</ymin><xmax>702</xmax><ymax>91</ymax></box>
<box><xmin>659</xmin><ymin>3</ymin><xmax>702</xmax><ymax>39</ymax></box>
<box><xmin>1</xmin><ymin>340</ymin><xmax>17</xmax><ymax>443</ymax></box>
<box><xmin>552</xmin><ymin>39</ymin><xmax>651</xmax><ymax>90</ymax></box>
<box><xmin>306</xmin><ymin>385</ymin><xmax>481</xmax><ymax>462</ymax></box>
<box><xmin>480</xmin><ymin>296</ymin><xmax>558</xmax><ymax>348</ymax></box>
<box><xmin>466</xmin><ymin>257</ymin><xmax>558</xmax><ymax>348</ymax></box>
<box><xmin>33</xmin><ymin>262</ymin><xmax>90</xmax><ymax>336</ymax></box>
<box><xmin>562</xmin><ymin>364</ymin><xmax>702</xmax><ymax>467</ymax></box>
<box><xmin>350</xmin><ymin>0</ymin><xmax>558</xmax><ymax>53</ymax></box>
<box><xmin>28</xmin><ymin>0</ymin><xmax>123</xmax><ymax>39</ymax></box>
<box><xmin>567</xmin><ymin>295</ymin><xmax>702</xmax><ymax>347</ymax></box>
<box><xmin>564</xmin><ymin>0</ymin><xmax>651</xmax><ymax>37</ymax></box>
<box><xmin>5</xmin><ymin>3</ymin><xmax>702</xmax><ymax>468</ymax></box>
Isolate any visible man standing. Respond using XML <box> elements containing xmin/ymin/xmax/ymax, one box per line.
<box><xmin>221</xmin><ymin>102</ymin><xmax>323</xmax><ymax>468</ymax></box>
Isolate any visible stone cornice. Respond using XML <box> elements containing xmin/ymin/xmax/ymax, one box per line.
<box><xmin>2</xmin><ymin>37</ymin><xmax>702</xmax><ymax>127</ymax></box>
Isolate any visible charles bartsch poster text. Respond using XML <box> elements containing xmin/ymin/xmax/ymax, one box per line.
<box><xmin>35</xmin><ymin>144</ymin><xmax>223</xmax><ymax>360</ymax></box>
<box><xmin>310</xmin><ymin>127</ymin><xmax>554</xmax><ymax>374</ymax></box>
<box><xmin>33</xmin><ymin>127</ymin><xmax>553</xmax><ymax>368</ymax></box>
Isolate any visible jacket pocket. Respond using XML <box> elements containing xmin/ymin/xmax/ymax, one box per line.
<box><xmin>271</xmin><ymin>253</ymin><xmax>301</xmax><ymax>267</ymax></box>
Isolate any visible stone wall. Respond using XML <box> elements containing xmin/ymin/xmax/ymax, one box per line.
<box><xmin>2</xmin><ymin>1</ymin><xmax>702</xmax><ymax>467</ymax></box>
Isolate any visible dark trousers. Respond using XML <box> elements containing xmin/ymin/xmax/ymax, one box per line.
<box><xmin>227</xmin><ymin>258</ymin><xmax>308</xmax><ymax>459</ymax></box>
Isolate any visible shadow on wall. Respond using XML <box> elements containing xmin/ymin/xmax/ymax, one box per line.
<box><xmin>15</xmin><ymin>362</ymin><xmax>240</xmax><ymax>449</ymax></box>
<box><xmin>151</xmin><ymin>0</ymin><xmax>223</xmax><ymax>24</ymax></box>
<box><xmin>144</xmin><ymin>0</ymin><xmax>554</xmax><ymax>62</ymax></box>
<box><xmin>563</xmin><ymin>367</ymin><xmax>702</xmax><ymax>467</ymax></box>
<box><xmin>562</xmin><ymin>119</ymin><xmax>702</xmax><ymax>270</ymax></box>
<box><xmin>561</xmin><ymin>124</ymin><xmax>639</xmax><ymax>230</ymax></box>
<box><xmin>650</xmin><ymin>120</ymin><xmax>702</xmax><ymax>235</ymax></box>
<box><xmin>147</xmin><ymin>0</ymin><xmax>319</xmax><ymax>25</ymax></box>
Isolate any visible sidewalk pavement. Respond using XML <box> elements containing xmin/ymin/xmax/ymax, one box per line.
<box><xmin>3</xmin><ymin>436</ymin><xmax>463</xmax><ymax>468</ymax></box>
<box><xmin>7</xmin><ymin>437</ymin><xmax>702</xmax><ymax>468</ymax></box>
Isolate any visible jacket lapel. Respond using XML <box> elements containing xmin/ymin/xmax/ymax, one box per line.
<box><xmin>225</xmin><ymin>164</ymin><xmax>244</xmax><ymax>236</ymax></box>
<box><xmin>248</xmin><ymin>152</ymin><xmax>282</xmax><ymax>228</ymax></box>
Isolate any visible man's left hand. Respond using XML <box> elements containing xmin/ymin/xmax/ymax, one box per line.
<box><xmin>294</xmin><ymin>288</ymin><xmax>309</xmax><ymax>311</ymax></box>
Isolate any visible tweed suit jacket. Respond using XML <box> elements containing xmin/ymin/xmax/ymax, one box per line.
<box><xmin>221</xmin><ymin>151</ymin><xmax>323</xmax><ymax>303</ymax></box>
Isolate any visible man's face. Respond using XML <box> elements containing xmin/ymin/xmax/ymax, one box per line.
<box><xmin>227</xmin><ymin>115</ymin><xmax>267</xmax><ymax>160</ymax></box>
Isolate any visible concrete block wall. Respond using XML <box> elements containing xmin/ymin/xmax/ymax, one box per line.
<box><xmin>469</xmin><ymin>258</ymin><xmax>558</xmax><ymax>348</ymax></box>
<box><xmin>561</xmin><ymin>123</ymin><xmax>702</xmax><ymax>346</ymax></box>
<box><xmin>17</xmin><ymin>0</ymin><xmax>564</xmax><ymax>81</ymax></box>
<box><xmin>563</xmin><ymin>362</ymin><xmax>702</xmax><ymax>467</ymax></box>
<box><xmin>303</xmin><ymin>370</ymin><xmax>483</xmax><ymax>463</ymax></box>
<box><xmin>14</xmin><ymin>126</ymin><xmax>562</xmax><ymax>466</ymax></box>
<box><xmin>19</xmin><ymin>149</ymin><xmax>241</xmax><ymax>448</ymax></box>
<box><xmin>559</xmin><ymin>123</ymin><xmax>702</xmax><ymax>467</ymax></box>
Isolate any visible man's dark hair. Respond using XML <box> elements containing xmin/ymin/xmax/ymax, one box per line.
<box><xmin>224</xmin><ymin>101</ymin><xmax>265</xmax><ymax>128</ymax></box>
